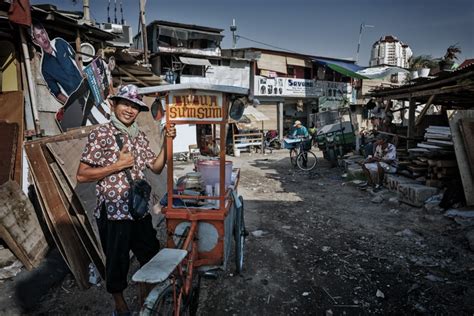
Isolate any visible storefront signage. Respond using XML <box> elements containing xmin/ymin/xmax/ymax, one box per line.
<box><xmin>168</xmin><ymin>92</ymin><xmax>223</xmax><ymax>121</ymax></box>
<box><xmin>255</xmin><ymin>76</ymin><xmax>351</xmax><ymax>99</ymax></box>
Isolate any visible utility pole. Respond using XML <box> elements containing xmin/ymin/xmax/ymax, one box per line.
<box><xmin>139</xmin><ymin>0</ymin><xmax>149</xmax><ymax>65</ymax></box>
<box><xmin>356</xmin><ymin>22</ymin><xmax>374</xmax><ymax>64</ymax></box>
<box><xmin>230</xmin><ymin>19</ymin><xmax>237</xmax><ymax>49</ymax></box>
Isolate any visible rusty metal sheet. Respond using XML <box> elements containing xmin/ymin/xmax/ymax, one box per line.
<box><xmin>0</xmin><ymin>92</ymin><xmax>24</xmax><ymax>185</ymax></box>
<box><xmin>0</xmin><ymin>122</ymin><xmax>18</xmax><ymax>185</ymax></box>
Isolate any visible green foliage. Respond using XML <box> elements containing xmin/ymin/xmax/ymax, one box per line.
<box><xmin>409</xmin><ymin>55</ymin><xmax>436</xmax><ymax>70</ymax></box>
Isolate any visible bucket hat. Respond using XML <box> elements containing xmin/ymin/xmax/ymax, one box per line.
<box><xmin>109</xmin><ymin>84</ymin><xmax>149</xmax><ymax>112</ymax></box>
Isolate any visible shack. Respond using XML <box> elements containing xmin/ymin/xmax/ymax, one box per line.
<box><xmin>365</xmin><ymin>63</ymin><xmax>474</xmax><ymax>207</ymax></box>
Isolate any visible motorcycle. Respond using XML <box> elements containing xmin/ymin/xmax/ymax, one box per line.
<box><xmin>264</xmin><ymin>130</ymin><xmax>281</xmax><ymax>153</ymax></box>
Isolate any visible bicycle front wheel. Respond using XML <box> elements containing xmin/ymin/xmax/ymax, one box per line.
<box><xmin>296</xmin><ymin>151</ymin><xmax>317</xmax><ymax>171</ymax></box>
<box><xmin>142</xmin><ymin>281</ymin><xmax>175</xmax><ymax>316</ymax></box>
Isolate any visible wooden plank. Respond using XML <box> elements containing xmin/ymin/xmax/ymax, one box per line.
<box><xmin>24</xmin><ymin>142</ymin><xmax>90</xmax><ymax>289</ymax></box>
<box><xmin>0</xmin><ymin>181</ymin><xmax>48</xmax><ymax>270</ymax></box>
<box><xmin>30</xmin><ymin>175</ymin><xmax>71</xmax><ymax>272</ymax></box>
<box><xmin>415</xmin><ymin>95</ymin><xmax>435</xmax><ymax>126</ymax></box>
<box><xmin>407</xmin><ymin>98</ymin><xmax>416</xmax><ymax>149</ymax></box>
<box><xmin>448</xmin><ymin>110</ymin><xmax>474</xmax><ymax>206</ymax></box>
<box><xmin>49</xmin><ymin>163</ymin><xmax>105</xmax><ymax>279</ymax></box>
<box><xmin>459</xmin><ymin>119</ymin><xmax>474</xmax><ymax>179</ymax></box>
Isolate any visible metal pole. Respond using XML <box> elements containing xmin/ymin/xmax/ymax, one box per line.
<box><xmin>139</xmin><ymin>0</ymin><xmax>149</xmax><ymax>65</ymax></box>
<box><xmin>356</xmin><ymin>23</ymin><xmax>374</xmax><ymax>64</ymax></box>
<box><xmin>83</xmin><ymin>0</ymin><xmax>91</xmax><ymax>24</ymax></box>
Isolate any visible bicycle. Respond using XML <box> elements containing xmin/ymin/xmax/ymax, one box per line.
<box><xmin>132</xmin><ymin>191</ymin><xmax>246</xmax><ymax>316</ymax></box>
<box><xmin>289</xmin><ymin>138</ymin><xmax>318</xmax><ymax>171</ymax></box>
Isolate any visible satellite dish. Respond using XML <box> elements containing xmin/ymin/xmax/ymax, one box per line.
<box><xmin>229</xmin><ymin>98</ymin><xmax>246</xmax><ymax>121</ymax></box>
<box><xmin>80</xmin><ymin>43</ymin><xmax>95</xmax><ymax>63</ymax></box>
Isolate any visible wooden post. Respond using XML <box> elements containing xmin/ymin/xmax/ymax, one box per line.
<box><xmin>407</xmin><ymin>98</ymin><xmax>416</xmax><ymax>149</ymax></box>
<box><xmin>277</xmin><ymin>101</ymin><xmax>284</xmax><ymax>139</ymax></box>
<box><xmin>75</xmin><ymin>30</ymin><xmax>83</xmax><ymax>69</ymax></box>
<box><xmin>19</xmin><ymin>28</ymin><xmax>41</xmax><ymax>135</ymax></box>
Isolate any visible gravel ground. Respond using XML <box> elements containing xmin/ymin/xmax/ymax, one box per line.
<box><xmin>1</xmin><ymin>149</ymin><xmax>473</xmax><ymax>315</ymax></box>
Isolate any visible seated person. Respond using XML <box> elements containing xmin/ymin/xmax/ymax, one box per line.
<box><xmin>291</xmin><ymin>120</ymin><xmax>309</xmax><ymax>138</ymax></box>
<box><xmin>360</xmin><ymin>134</ymin><xmax>397</xmax><ymax>191</ymax></box>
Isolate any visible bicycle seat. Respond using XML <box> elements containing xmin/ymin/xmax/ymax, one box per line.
<box><xmin>132</xmin><ymin>248</ymin><xmax>188</xmax><ymax>284</ymax></box>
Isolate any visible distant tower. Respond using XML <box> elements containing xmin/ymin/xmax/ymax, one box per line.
<box><xmin>370</xmin><ymin>35</ymin><xmax>412</xmax><ymax>68</ymax></box>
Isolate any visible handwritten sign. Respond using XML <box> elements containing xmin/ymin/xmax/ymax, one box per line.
<box><xmin>168</xmin><ymin>93</ymin><xmax>223</xmax><ymax>121</ymax></box>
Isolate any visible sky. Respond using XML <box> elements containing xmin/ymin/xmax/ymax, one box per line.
<box><xmin>31</xmin><ymin>0</ymin><xmax>474</xmax><ymax>66</ymax></box>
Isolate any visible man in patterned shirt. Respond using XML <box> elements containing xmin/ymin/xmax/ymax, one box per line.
<box><xmin>76</xmin><ymin>84</ymin><xmax>176</xmax><ymax>315</ymax></box>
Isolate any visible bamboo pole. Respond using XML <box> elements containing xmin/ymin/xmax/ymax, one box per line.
<box><xmin>19</xmin><ymin>28</ymin><xmax>41</xmax><ymax>135</ymax></box>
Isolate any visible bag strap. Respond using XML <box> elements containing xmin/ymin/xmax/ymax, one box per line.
<box><xmin>114</xmin><ymin>134</ymin><xmax>134</xmax><ymax>184</ymax></box>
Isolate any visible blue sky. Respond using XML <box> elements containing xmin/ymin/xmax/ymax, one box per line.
<box><xmin>32</xmin><ymin>0</ymin><xmax>474</xmax><ymax>66</ymax></box>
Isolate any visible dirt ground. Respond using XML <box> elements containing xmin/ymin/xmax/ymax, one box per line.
<box><xmin>2</xmin><ymin>149</ymin><xmax>474</xmax><ymax>315</ymax></box>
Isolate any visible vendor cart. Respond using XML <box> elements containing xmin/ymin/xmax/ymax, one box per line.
<box><xmin>132</xmin><ymin>83</ymin><xmax>248</xmax><ymax>315</ymax></box>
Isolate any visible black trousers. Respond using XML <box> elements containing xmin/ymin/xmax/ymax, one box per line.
<box><xmin>97</xmin><ymin>209</ymin><xmax>160</xmax><ymax>294</ymax></box>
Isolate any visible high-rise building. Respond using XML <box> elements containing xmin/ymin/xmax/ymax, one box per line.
<box><xmin>369</xmin><ymin>35</ymin><xmax>412</xmax><ymax>68</ymax></box>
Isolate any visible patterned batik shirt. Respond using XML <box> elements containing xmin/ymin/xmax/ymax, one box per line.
<box><xmin>80</xmin><ymin>123</ymin><xmax>157</xmax><ymax>220</ymax></box>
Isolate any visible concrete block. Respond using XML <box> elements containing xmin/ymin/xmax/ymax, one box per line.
<box><xmin>397</xmin><ymin>183</ymin><xmax>439</xmax><ymax>207</ymax></box>
<box><xmin>346</xmin><ymin>164</ymin><xmax>365</xmax><ymax>180</ymax></box>
<box><xmin>384</xmin><ymin>174</ymin><xmax>418</xmax><ymax>193</ymax></box>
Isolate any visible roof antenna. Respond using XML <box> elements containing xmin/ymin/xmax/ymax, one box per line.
<box><xmin>107</xmin><ymin>0</ymin><xmax>111</xmax><ymax>23</ymax></box>
<box><xmin>114</xmin><ymin>0</ymin><xmax>117</xmax><ymax>24</ymax></box>
<box><xmin>230</xmin><ymin>18</ymin><xmax>237</xmax><ymax>49</ymax></box>
<box><xmin>120</xmin><ymin>0</ymin><xmax>124</xmax><ymax>24</ymax></box>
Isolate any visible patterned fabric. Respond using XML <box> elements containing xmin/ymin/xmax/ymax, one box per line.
<box><xmin>81</xmin><ymin>123</ymin><xmax>156</xmax><ymax>220</ymax></box>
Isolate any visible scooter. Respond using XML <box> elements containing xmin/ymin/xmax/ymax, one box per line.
<box><xmin>264</xmin><ymin>130</ymin><xmax>281</xmax><ymax>153</ymax></box>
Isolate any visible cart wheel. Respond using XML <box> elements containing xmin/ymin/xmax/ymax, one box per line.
<box><xmin>234</xmin><ymin>196</ymin><xmax>245</xmax><ymax>274</ymax></box>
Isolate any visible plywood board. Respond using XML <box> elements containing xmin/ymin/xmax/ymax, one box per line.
<box><xmin>0</xmin><ymin>91</ymin><xmax>24</xmax><ymax>185</ymax></box>
<box><xmin>24</xmin><ymin>142</ymin><xmax>90</xmax><ymax>289</ymax></box>
<box><xmin>448</xmin><ymin>110</ymin><xmax>474</xmax><ymax>206</ymax></box>
<box><xmin>0</xmin><ymin>181</ymin><xmax>48</xmax><ymax>270</ymax></box>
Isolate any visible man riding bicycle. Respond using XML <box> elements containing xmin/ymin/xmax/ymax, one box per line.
<box><xmin>290</xmin><ymin>120</ymin><xmax>311</xmax><ymax>168</ymax></box>
<box><xmin>291</xmin><ymin>120</ymin><xmax>309</xmax><ymax>138</ymax></box>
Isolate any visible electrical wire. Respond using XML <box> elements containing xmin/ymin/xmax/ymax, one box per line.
<box><xmin>235</xmin><ymin>34</ymin><xmax>299</xmax><ymax>54</ymax></box>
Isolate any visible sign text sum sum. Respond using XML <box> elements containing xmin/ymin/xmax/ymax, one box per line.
<box><xmin>169</xmin><ymin>95</ymin><xmax>222</xmax><ymax>120</ymax></box>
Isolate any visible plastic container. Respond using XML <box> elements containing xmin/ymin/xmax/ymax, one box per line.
<box><xmin>196</xmin><ymin>160</ymin><xmax>233</xmax><ymax>188</ymax></box>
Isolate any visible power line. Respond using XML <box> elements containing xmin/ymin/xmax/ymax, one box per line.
<box><xmin>235</xmin><ymin>34</ymin><xmax>299</xmax><ymax>53</ymax></box>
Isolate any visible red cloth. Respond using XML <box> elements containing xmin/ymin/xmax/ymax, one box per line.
<box><xmin>8</xmin><ymin>0</ymin><xmax>32</xmax><ymax>27</ymax></box>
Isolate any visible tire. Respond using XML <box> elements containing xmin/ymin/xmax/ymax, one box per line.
<box><xmin>142</xmin><ymin>281</ymin><xmax>175</xmax><ymax>316</ymax></box>
<box><xmin>142</xmin><ymin>279</ymin><xmax>199</xmax><ymax>316</ymax></box>
<box><xmin>290</xmin><ymin>148</ymin><xmax>298</xmax><ymax>167</ymax></box>
<box><xmin>296</xmin><ymin>151</ymin><xmax>317</xmax><ymax>171</ymax></box>
<box><xmin>274</xmin><ymin>140</ymin><xmax>282</xmax><ymax>150</ymax></box>
<box><xmin>234</xmin><ymin>196</ymin><xmax>245</xmax><ymax>274</ymax></box>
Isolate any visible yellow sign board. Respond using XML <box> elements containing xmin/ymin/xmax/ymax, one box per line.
<box><xmin>168</xmin><ymin>93</ymin><xmax>223</xmax><ymax>121</ymax></box>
